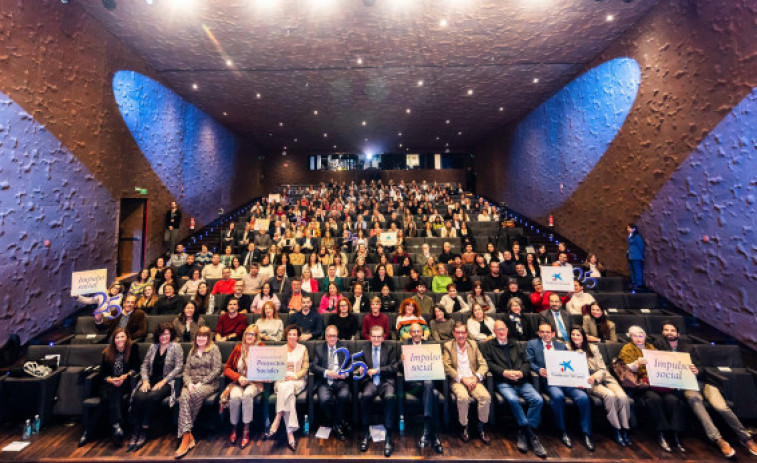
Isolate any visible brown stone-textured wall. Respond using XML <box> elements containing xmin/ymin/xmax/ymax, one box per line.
<box><xmin>472</xmin><ymin>0</ymin><xmax>757</xmax><ymax>346</ymax></box>
<box><xmin>0</xmin><ymin>1</ymin><xmax>255</xmax><ymax>345</ymax></box>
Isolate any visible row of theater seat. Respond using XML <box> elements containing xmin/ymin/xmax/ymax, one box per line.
<box><xmin>5</xmin><ymin>337</ymin><xmax>756</xmax><ymax>434</ymax></box>
<box><xmin>70</xmin><ymin>312</ymin><xmax>691</xmax><ymax>345</ymax></box>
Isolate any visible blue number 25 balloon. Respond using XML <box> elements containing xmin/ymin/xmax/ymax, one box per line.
<box><xmin>92</xmin><ymin>292</ymin><xmax>123</xmax><ymax>320</ymax></box>
<box><xmin>334</xmin><ymin>347</ymin><xmax>368</xmax><ymax>380</ymax></box>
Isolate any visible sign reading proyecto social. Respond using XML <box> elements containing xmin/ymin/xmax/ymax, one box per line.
<box><xmin>643</xmin><ymin>349</ymin><xmax>699</xmax><ymax>391</ymax></box>
<box><xmin>246</xmin><ymin>345</ymin><xmax>287</xmax><ymax>381</ymax></box>
<box><xmin>540</xmin><ymin>265</ymin><xmax>574</xmax><ymax>292</ymax></box>
<box><xmin>71</xmin><ymin>269</ymin><xmax>108</xmax><ymax>296</ymax></box>
<box><xmin>402</xmin><ymin>344</ymin><xmax>445</xmax><ymax>381</ymax></box>
<box><xmin>545</xmin><ymin>349</ymin><xmax>590</xmax><ymax>388</ymax></box>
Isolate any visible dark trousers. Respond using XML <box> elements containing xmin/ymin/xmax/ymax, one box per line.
<box><xmin>130</xmin><ymin>383</ymin><xmax>171</xmax><ymax>427</ymax></box>
<box><xmin>632</xmin><ymin>389</ymin><xmax>686</xmax><ymax>433</ymax></box>
<box><xmin>360</xmin><ymin>380</ymin><xmax>396</xmax><ymax>430</ymax></box>
<box><xmin>406</xmin><ymin>380</ymin><xmax>438</xmax><ymax>421</ymax></box>
<box><xmin>628</xmin><ymin>260</ymin><xmax>644</xmax><ymax>288</ymax></box>
<box><xmin>86</xmin><ymin>383</ymin><xmax>127</xmax><ymax>434</ymax></box>
<box><xmin>317</xmin><ymin>381</ymin><xmax>350</xmax><ymax>425</ymax></box>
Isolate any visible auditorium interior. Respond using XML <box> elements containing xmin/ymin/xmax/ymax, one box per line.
<box><xmin>0</xmin><ymin>0</ymin><xmax>756</xmax><ymax>462</ymax></box>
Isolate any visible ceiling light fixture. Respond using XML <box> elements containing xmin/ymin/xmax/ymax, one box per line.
<box><xmin>225</xmin><ymin>59</ymin><xmax>233</xmax><ymax>67</ymax></box>
<box><xmin>466</xmin><ymin>89</ymin><xmax>474</xmax><ymax>96</ymax></box>
<box><xmin>398</xmin><ymin>132</ymin><xmax>402</xmax><ymax>136</ymax></box>
<box><xmin>606</xmin><ymin>14</ymin><xmax>615</xmax><ymax>21</ymax></box>
<box><xmin>445</xmin><ymin>119</ymin><xmax>450</xmax><ymax>124</ymax></box>
<box><xmin>405</xmin><ymin>108</ymin><xmax>411</xmax><ymax>114</ymax></box>
<box><xmin>279</xmin><ymin>122</ymin><xmax>284</xmax><ymax>127</ymax></box>
<box><xmin>223</xmin><ymin>111</ymin><xmax>228</xmax><ymax>116</ymax></box>
<box><xmin>313</xmin><ymin>110</ymin><xmax>318</xmax><ymax>115</ymax></box>
<box><xmin>361</xmin><ymin>121</ymin><xmax>367</xmax><ymax>126</ymax></box>
<box><xmin>256</xmin><ymin>93</ymin><xmax>261</xmax><ymax>98</ymax></box>
<box><xmin>323</xmin><ymin>133</ymin><xmax>328</xmax><ymax>138</ymax></box>
<box><xmin>192</xmin><ymin>83</ymin><xmax>198</xmax><ymax>90</ymax></box>
<box><xmin>439</xmin><ymin>18</ymin><xmax>448</xmax><ymax>27</ymax></box>
<box><xmin>499</xmin><ymin>107</ymin><xmax>504</xmax><ymax>112</ymax></box>
<box><xmin>417</xmin><ymin>80</ymin><xmax>424</xmax><ymax>87</ymax></box>
<box><xmin>356</xmin><ymin>57</ymin><xmax>363</xmax><ymax>65</ymax></box>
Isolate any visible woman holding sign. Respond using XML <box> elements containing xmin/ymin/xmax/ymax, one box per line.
<box><xmin>618</xmin><ymin>325</ymin><xmax>686</xmax><ymax>453</ymax></box>
<box><xmin>268</xmin><ymin>324</ymin><xmax>309</xmax><ymax>451</ymax></box>
<box><xmin>568</xmin><ymin>327</ymin><xmax>631</xmax><ymax>447</ymax></box>
<box><xmin>223</xmin><ymin>325</ymin><xmax>264</xmax><ymax>449</ymax></box>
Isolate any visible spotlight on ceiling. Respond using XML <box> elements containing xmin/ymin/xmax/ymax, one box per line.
<box><xmin>102</xmin><ymin>0</ymin><xmax>116</xmax><ymax>10</ymax></box>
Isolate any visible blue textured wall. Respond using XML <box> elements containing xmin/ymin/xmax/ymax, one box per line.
<box><xmin>0</xmin><ymin>92</ymin><xmax>118</xmax><ymax>345</ymax></box>
<box><xmin>505</xmin><ymin>58</ymin><xmax>641</xmax><ymax>219</ymax></box>
<box><xmin>639</xmin><ymin>87</ymin><xmax>757</xmax><ymax>345</ymax></box>
<box><xmin>113</xmin><ymin>71</ymin><xmax>238</xmax><ymax>226</ymax></box>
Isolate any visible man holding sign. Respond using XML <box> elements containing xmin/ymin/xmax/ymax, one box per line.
<box><xmin>526</xmin><ymin>322</ymin><xmax>594</xmax><ymax>451</ymax></box>
<box><xmin>402</xmin><ymin>323</ymin><xmax>443</xmax><ymax>453</ymax></box>
<box><xmin>653</xmin><ymin>322</ymin><xmax>757</xmax><ymax>457</ymax></box>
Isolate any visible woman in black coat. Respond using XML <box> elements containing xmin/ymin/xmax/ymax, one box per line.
<box><xmin>79</xmin><ymin>327</ymin><xmax>140</xmax><ymax>446</ymax></box>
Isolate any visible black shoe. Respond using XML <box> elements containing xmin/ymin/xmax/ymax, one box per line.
<box><xmin>334</xmin><ymin>425</ymin><xmax>347</xmax><ymax>442</ymax></box>
<box><xmin>384</xmin><ymin>435</ymin><xmax>394</xmax><ymax>457</ymax></box>
<box><xmin>516</xmin><ymin>429</ymin><xmax>528</xmax><ymax>453</ymax></box>
<box><xmin>560</xmin><ymin>432</ymin><xmax>573</xmax><ymax>448</ymax></box>
<box><xmin>658</xmin><ymin>432</ymin><xmax>672</xmax><ymax>452</ymax></box>
<box><xmin>418</xmin><ymin>431</ymin><xmax>430</xmax><ymax>449</ymax></box>
<box><xmin>341</xmin><ymin>420</ymin><xmax>353</xmax><ymax>435</ymax></box>
<box><xmin>478</xmin><ymin>424</ymin><xmax>491</xmax><ymax>445</ymax></box>
<box><xmin>127</xmin><ymin>434</ymin><xmax>138</xmax><ymax>452</ymax></box>
<box><xmin>622</xmin><ymin>429</ymin><xmax>632</xmax><ymax>447</ymax></box>
<box><xmin>287</xmin><ymin>437</ymin><xmax>297</xmax><ymax>452</ymax></box>
<box><xmin>529</xmin><ymin>431</ymin><xmax>547</xmax><ymax>459</ymax></box>
<box><xmin>432</xmin><ymin>434</ymin><xmax>444</xmax><ymax>454</ymax></box>
<box><xmin>614</xmin><ymin>428</ymin><xmax>625</xmax><ymax>447</ymax></box>
<box><xmin>78</xmin><ymin>432</ymin><xmax>89</xmax><ymax>447</ymax></box>
<box><xmin>583</xmin><ymin>433</ymin><xmax>595</xmax><ymax>452</ymax></box>
<box><xmin>359</xmin><ymin>433</ymin><xmax>370</xmax><ymax>452</ymax></box>
<box><xmin>113</xmin><ymin>424</ymin><xmax>124</xmax><ymax>440</ymax></box>
<box><xmin>135</xmin><ymin>432</ymin><xmax>148</xmax><ymax>451</ymax></box>
<box><xmin>460</xmin><ymin>425</ymin><xmax>470</xmax><ymax>443</ymax></box>
<box><xmin>673</xmin><ymin>433</ymin><xmax>686</xmax><ymax>453</ymax></box>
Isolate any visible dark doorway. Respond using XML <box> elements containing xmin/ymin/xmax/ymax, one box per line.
<box><xmin>117</xmin><ymin>197</ymin><xmax>148</xmax><ymax>276</ymax></box>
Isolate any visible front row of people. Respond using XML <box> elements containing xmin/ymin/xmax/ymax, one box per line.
<box><xmin>79</xmin><ymin>312</ymin><xmax>757</xmax><ymax>459</ymax></box>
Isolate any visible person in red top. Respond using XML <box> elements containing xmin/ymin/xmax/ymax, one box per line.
<box><xmin>215</xmin><ymin>298</ymin><xmax>248</xmax><ymax>342</ymax></box>
<box><xmin>212</xmin><ymin>268</ymin><xmax>237</xmax><ymax>295</ymax></box>
<box><xmin>361</xmin><ymin>296</ymin><xmax>390</xmax><ymax>340</ymax></box>
<box><xmin>529</xmin><ymin>278</ymin><xmax>570</xmax><ymax>313</ymax></box>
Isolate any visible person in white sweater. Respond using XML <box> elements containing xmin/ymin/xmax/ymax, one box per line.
<box><xmin>565</xmin><ymin>279</ymin><xmax>595</xmax><ymax>315</ymax></box>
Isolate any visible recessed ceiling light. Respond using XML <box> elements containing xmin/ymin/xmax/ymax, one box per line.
<box><xmin>405</xmin><ymin>108</ymin><xmax>411</xmax><ymax>114</ymax></box>
<box><xmin>458</xmin><ymin>131</ymin><xmax>462</xmax><ymax>136</ymax></box>
<box><xmin>333</xmin><ymin>145</ymin><xmax>337</xmax><ymax>149</ymax></box>
<box><xmin>223</xmin><ymin>111</ymin><xmax>228</xmax><ymax>116</ymax></box>
<box><xmin>398</xmin><ymin>132</ymin><xmax>402</xmax><ymax>136</ymax></box>
<box><xmin>436</xmin><ymin>136</ymin><xmax>440</xmax><ymax>140</ymax></box>
<box><xmin>445</xmin><ymin>142</ymin><xmax>449</xmax><ymax>147</ymax></box>
<box><xmin>279</xmin><ymin>122</ymin><xmax>284</xmax><ymax>127</ymax></box>
<box><xmin>532</xmin><ymin>78</ymin><xmax>539</xmax><ymax>84</ymax></box>
<box><xmin>499</xmin><ymin>107</ymin><xmax>504</xmax><ymax>112</ymax></box>
<box><xmin>283</xmin><ymin>146</ymin><xmax>287</xmax><ymax>150</ymax></box>
<box><xmin>313</xmin><ymin>110</ymin><xmax>318</xmax><ymax>115</ymax></box>
<box><xmin>294</xmin><ymin>138</ymin><xmax>298</xmax><ymax>142</ymax></box>
<box><xmin>256</xmin><ymin>92</ymin><xmax>261</xmax><ymax>98</ymax></box>
<box><xmin>445</xmin><ymin>119</ymin><xmax>450</xmax><ymax>124</ymax></box>
<box><xmin>356</xmin><ymin>57</ymin><xmax>363</xmax><ymax>65</ymax></box>
<box><xmin>466</xmin><ymin>89</ymin><xmax>474</xmax><ymax>96</ymax></box>
<box><xmin>225</xmin><ymin>59</ymin><xmax>233</xmax><ymax>67</ymax></box>
<box><xmin>417</xmin><ymin>80</ymin><xmax>424</xmax><ymax>87</ymax></box>
<box><xmin>192</xmin><ymin>83</ymin><xmax>198</xmax><ymax>90</ymax></box>
<box><xmin>361</xmin><ymin>121</ymin><xmax>367</xmax><ymax>126</ymax></box>
<box><xmin>323</xmin><ymin>133</ymin><xmax>328</xmax><ymax>138</ymax></box>
<box><xmin>399</xmin><ymin>143</ymin><xmax>403</xmax><ymax>148</ymax></box>
<box><xmin>365</xmin><ymin>138</ymin><xmax>368</xmax><ymax>142</ymax></box>
<box><xmin>606</xmin><ymin>14</ymin><xmax>615</xmax><ymax>22</ymax></box>
<box><xmin>439</xmin><ymin>18</ymin><xmax>448</xmax><ymax>27</ymax></box>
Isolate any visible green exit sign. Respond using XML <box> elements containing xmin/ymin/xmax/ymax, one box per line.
<box><xmin>133</xmin><ymin>187</ymin><xmax>148</xmax><ymax>195</ymax></box>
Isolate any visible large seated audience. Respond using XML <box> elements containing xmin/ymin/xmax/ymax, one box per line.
<box><xmin>20</xmin><ymin>180</ymin><xmax>753</xmax><ymax>459</ymax></box>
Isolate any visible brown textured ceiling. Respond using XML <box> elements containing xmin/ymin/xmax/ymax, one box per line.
<box><xmin>75</xmin><ymin>0</ymin><xmax>658</xmax><ymax>154</ymax></box>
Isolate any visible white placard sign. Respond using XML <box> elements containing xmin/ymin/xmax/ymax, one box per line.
<box><xmin>268</xmin><ymin>194</ymin><xmax>281</xmax><ymax>203</ymax></box>
<box><xmin>544</xmin><ymin>349</ymin><xmax>590</xmax><ymax>388</ymax></box>
<box><xmin>642</xmin><ymin>349</ymin><xmax>699</xmax><ymax>391</ymax></box>
<box><xmin>540</xmin><ymin>265</ymin><xmax>574</xmax><ymax>292</ymax></box>
<box><xmin>378</xmin><ymin>231</ymin><xmax>398</xmax><ymax>246</ymax></box>
<box><xmin>246</xmin><ymin>345</ymin><xmax>287</xmax><ymax>381</ymax></box>
<box><xmin>402</xmin><ymin>344</ymin><xmax>445</xmax><ymax>381</ymax></box>
<box><xmin>254</xmin><ymin>219</ymin><xmax>270</xmax><ymax>234</ymax></box>
<box><xmin>70</xmin><ymin>269</ymin><xmax>108</xmax><ymax>296</ymax></box>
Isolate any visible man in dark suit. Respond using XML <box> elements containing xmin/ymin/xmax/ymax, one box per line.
<box><xmin>537</xmin><ymin>293</ymin><xmax>573</xmax><ymax>343</ymax></box>
<box><xmin>312</xmin><ymin>325</ymin><xmax>351</xmax><ymax>441</ymax></box>
<box><xmin>482</xmin><ymin>320</ymin><xmax>545</xmax><ymax>458</ymax></box>
<box><xmin>241</xmin><ymin>242</ymin><xmax>260</xmax><ymax>266</ymax></box>
<box><xmin>356</xmin><ymin>326</ymin><xmax>398</xmax><ymax>456</ymax></box>
<box><xmin>402</xmin><ymin>323</ymin><xmax>443</xmax><ymax>453</ymax></box>
<box><xmin>526</xmin><ymin>322</ymin><xmax>594</xmax><ymax>451</ymax></box>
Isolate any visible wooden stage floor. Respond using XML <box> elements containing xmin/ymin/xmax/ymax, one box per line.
<box><xmin>0</xmin><ymin>419</ymin><xmax>741</xmax><ymax>463</ymax></box>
